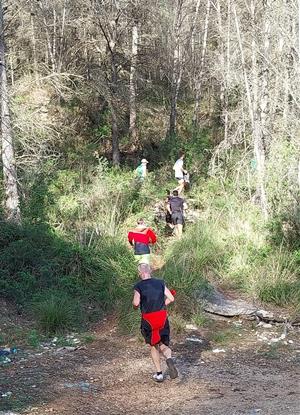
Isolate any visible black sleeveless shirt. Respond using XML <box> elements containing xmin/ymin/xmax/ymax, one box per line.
<box><xmin>134</xmin><ymin>278</ymin><xmax>165</xmax><ymax>313</ymax></box>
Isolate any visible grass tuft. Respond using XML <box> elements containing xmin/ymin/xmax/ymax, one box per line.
<box><xmin>32</xmin><ymin>292</ymin><xmax>82</xmax><ymax>334</ymax></box>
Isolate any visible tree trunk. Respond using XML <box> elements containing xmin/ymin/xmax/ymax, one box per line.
<box><xmin>52</xmin><ymin>7</ymin><xmax>57</xmax><ymax>72</ymax></box>
<box><xmin>233</xmin><ymin>4</ymin><xmax>253</xmax><ymax>124</ymax></box>
<box><xmin>129</xmin><ymin>22</ymin><xmax>138</xmax><ymax>146</ymax></box>
<box><xmin>30</xmin><ymin>7</ymin><xmax>39</xmax><ymax>83</ymax></box>
<box><xmin>298</xmin><ymin>0</ymin><xmax>300</xmax><ymax>64</ymax></box>
<box><xmin>111</xmin><ymin>103</ymin><xmax>120</xmax><ymax>166</ymax></box>
<box><xmin>110</xmin><ymin>49</ymin><xmax>120</xmax><ymax>166</ymax></box>
<box><xmin>0</xmin><ymin>1</ymin><xmax>21</xmax><ymax>224</ymax></box>
<box><xmin>168</xmin><ymin>0</ymin><xmax>183</xmax><ymax>138</ymax></box>
<box><xmin>57</xmin><ymin>0</ymin><xmax>67</xmax><ymax>74</ymax></box>
<box><xmin>191</xmin><ymin>0</ymin><xmax>201</xmax><ymax>54</ymax></box>
<box><xmin>233</xmin><ymin>3</ymin><xmax>268</xmax><ymax>218</ymax></box>
<box><xmin>193</xmin><ymin>0</ymin><xmax>211</xmax><ymax>126</ymax></box>
<box><xmin>250</xmin><ymin>1</ymin><xmax>268</xmax><ymax>218</ymax></box>
<box><xmin>96</xmin><ymin>5</ymin><xmax>121</xmax><ymax>167</ymax></box>
<box><xmin>224</xmin><ymin>0</ymin><xmax>231</xmax><ymax>143</ymax></box>
<box><xmin>216</xmin><ymin>0</ymin><xmax>225</xmax><ymax>106</ymax></box>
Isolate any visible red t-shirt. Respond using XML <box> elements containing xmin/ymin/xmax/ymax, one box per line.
<box><xmin>128</xmin><ymin>226</ymin><xmax>157</xmax><ymax>255</ymax></box>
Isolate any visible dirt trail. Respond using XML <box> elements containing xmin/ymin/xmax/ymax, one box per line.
<box><xmin>1</xmin><ymin>316</ymin><xmax>300</xmax><ymax>415</ymax></box>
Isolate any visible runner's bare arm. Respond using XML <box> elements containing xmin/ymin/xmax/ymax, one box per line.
<box><xmin>167</xmin><ymin>203</ymin><xmax>172</xmax><ymax>214</ymax></box>
<box><xmin>132</xmin><ymin>290</ymin><xmax>140</xmax><ymax>309</ymax></box>
<box><xmin>164</xmin><ymin>286</ymin><xmax>174</xmax><ymax>306</ymax></box>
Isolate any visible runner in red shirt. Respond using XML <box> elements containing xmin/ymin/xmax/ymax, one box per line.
<box><xmin>128</xmin><ymin>219</ymin><xmax>157</xmax><ymax>265</ymax></box>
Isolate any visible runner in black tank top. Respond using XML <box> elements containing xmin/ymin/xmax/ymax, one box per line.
<box><xmin>167</xmin><ymin>190</ymin><xmax>187</xmax><ymax>239</ymax></box>
<box><xmin>132</xmin><ymin>264</ymin><xmax>179</xmax><ymax>382</ymax></box>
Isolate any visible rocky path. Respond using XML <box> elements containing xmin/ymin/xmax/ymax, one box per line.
<box><xmin>1</xmin><ymin>317</ymin><xmax>299</xmax><ymax>415</ymax></box>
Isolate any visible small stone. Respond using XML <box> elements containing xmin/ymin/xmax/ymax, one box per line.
<box><xmin>257</xmin><ymin>322</ymin><xmax>272</xmax><ymax>328</ymax></box>
<box><xmin>0</xmin><ymin>357</ymin><xmax>11</xmax><ymax>364</ymax></box>
<box><xmin>186</xmin><ymin>337</ymin><xmax>203</xmax><ymax>343</ymax></box>
<box><xmin>57</xmin><ymin>346</ymin><xmax>77</xmax><ymax>353</ymax></box>
<box><xmin>64</xmin><ymin>383</ymin><xmax>75</xmax><ymax>388</ymax></box>
<box><xmin>1</xmin><ymin>391</ymin><xmax>12</xmax><ymax>398</ymax></box>
<box><xmin>185</xmin><ymin>324</ymin><xmax>198</xmax><ymax>331</ymax></box>
<box><xmin>212</xmin><ymin>348</ymin><xmax>226</xmax><ymax>353</ymax></box>
<box><xmin>288</xmin><ymin>340</ymin><xmax>294</xmax><ymax>344</ymax></box>
<box><xmin>256</xmin><ymin>309</ymin><xmax>274</xmax><ymax>319</ymax></box>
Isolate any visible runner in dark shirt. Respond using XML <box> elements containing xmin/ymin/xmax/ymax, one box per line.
<box><xmin>134</xmin><ymin>278</ymin><xmax>166</xmax><ymax>314</ymax></box>
<box><xmin>167</xmin><ymin>190</ymin><xmax>187</xmax><ymax>239</ymax></box>
<box><xmin>132</xmin><ymin>263</ymin><xmax>178</xmax><ymax>382</ymax></box>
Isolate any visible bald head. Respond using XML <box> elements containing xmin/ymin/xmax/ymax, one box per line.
<box><xmin>138</xmin><ymin>263</ymin><xmax>151</xmax><ymax>279</ymax></box>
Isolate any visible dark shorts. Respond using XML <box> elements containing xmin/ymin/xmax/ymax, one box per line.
<box><xmin>141</xmin><ymin>318</ymin><xmax>170</xmax><ymax>346</ymax></box>
<box><xmin>171</xmin><ymin>212</ymin><xmax>184</xmax><ymax>225</ymax></box>
<box><xmin>166</xmin><ymin>211</ymin><xmax>172</xmax><ymax>224</ymax></box>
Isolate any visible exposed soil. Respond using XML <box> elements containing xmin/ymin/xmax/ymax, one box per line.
<box><xmin>1</xmin><ymin>309</ymin><xmax>300</xmax><ymax>415</ymax></box>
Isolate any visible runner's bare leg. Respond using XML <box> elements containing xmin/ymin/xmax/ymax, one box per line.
<box><xmin>150</xmin><ymin>345</ymin><xmax>162</xmax><ymax>372</ymax></box>
<box><xmin>177</xmin><ymin>224</ymin><xmax>183</xmax><ymax>238</ymax></box>
<box><xmin>159</xmin><ymin>343</ymin><xmax>172</xmax><ymax>359</ymax></box>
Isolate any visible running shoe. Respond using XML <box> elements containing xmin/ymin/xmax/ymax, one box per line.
<box><xmin>166</xmin><ymin>358</ymin><xmax>178</xmax><ymax>379</ymax></box>
<box><xmin>152</xmin><ymin>373</ymin><xmax>164</xmax><ymax>382</ymax></box>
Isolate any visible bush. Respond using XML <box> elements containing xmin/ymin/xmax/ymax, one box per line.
<box><xmin>186</xmin><ymin>178</ymin><xmax>300</xmax><ymax>311</ymax></box>
<box><xmin>259</xmin><ymin>281</ymin><xmax>300</xmax><ymax>307</ymax></box>
<box><xmin>0</xmin><ymin>222</ymin><xmax>137</xmax><ymax>329</ymax></box>
<box><xmin>250</xmin><ymin>250</ymin><xmax>300</xmax><ymax>307</ymax></box>
<box><xmin>32</xmin><ymin>291</ymin><xmax>82</xmax><ymax>334</ymax></box>
<box><xmin>160</xmin><ymin>223</ymin><xmax>215</xmax><ymax>317</ymax></box>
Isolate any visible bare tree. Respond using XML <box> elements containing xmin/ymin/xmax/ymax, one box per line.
<box><xmin>193</xmin><ymin>0</ymin><xmax>211</xmax><ymax>126</ymax></box>
<box><xmin>168</xmin><ymin>0</ymin><xmax>184</xmax><ymax>137</ymax></box>
<box><xmin>91</xmin><ymin>0</ymin><xmax>123</xmax><ymax>166</ymax></box>
<box><xmin>0</xmin><ymin>0</ymin><xmax>21</xmax><ymax>223</ymax></box>
<box><xmin>129</xmin><ymin>20</ymin><xmax>138</xmax><ymax>145</ymax></box>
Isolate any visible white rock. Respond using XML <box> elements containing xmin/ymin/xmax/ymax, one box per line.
<box><xmin>1</xmin><ymin>391</ymin><xmax>12</xmax><ymax>397</ymax></box>
<box><xmin>212</xmin><ymin>348</ymin><xmax>226</xmax><ymax>353</ymax></box>
<box><xmin>185</xmin><ymin>324</ymin><xmax>198</xmax><ymax>331</ymax></box>
<box><xmin>256</xmin><ymin>309</ymin><xmax>274</xmax><ymax>319</ymax></box>
<box><xmin>186</xmin><ymin>337</ymin><xmax>203</xmax><ymax>343</ymax></box>
<box><xmin>257</xmin><ymin>322</ymin><xmax>273</xmax><ymax>328</ymax></box>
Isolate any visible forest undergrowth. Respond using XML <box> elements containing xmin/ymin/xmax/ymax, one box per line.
<box><xmin>0</xmin><ymin>66</ymin><xmax>299</xmax><ymax>340</ymax></box>
<box><xmin>1</xmin><ymin>155</ymin><xmax>299</xmax><ymax>341</ymax></box>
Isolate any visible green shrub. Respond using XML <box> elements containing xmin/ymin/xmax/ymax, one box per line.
<box><xmin>26</xmin><ymin>329</ymin><xmax>42</xmax><ymax>348</ymax></box>
<box><xmin>160</xmin><ymin>223</ymin><xmax>215</xmax><ymax>318</ymax></box>
<box><xmin>32</xmin><ymin>291</ymin><xmax>82</xmax><ymax>334</ymax></box>
<box><xmin>0</xmin><ymin>222</ymin><xmax>137</xmax><ymax>329</ymax></box>
<box><xmin>259</xmin><ymin>281</ymin><xmax>300</xmax><ymax>307</ymax></box>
